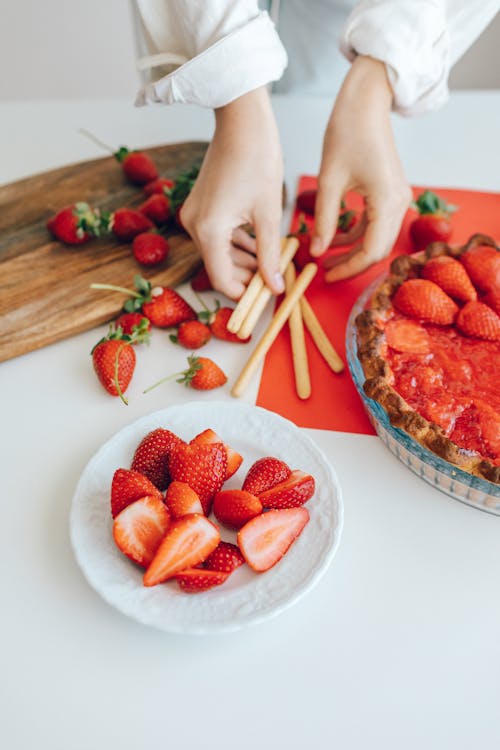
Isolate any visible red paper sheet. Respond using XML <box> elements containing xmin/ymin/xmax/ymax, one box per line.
<box><xmin>256</xmin><ymin>178</ymin><xmax>500</xmax><ymax>434</ymax></box>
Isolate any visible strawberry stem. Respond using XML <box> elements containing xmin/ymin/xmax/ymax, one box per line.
<box><xmin>143</xmin><ymin>372</ymin><xmax>179</xmax><ymax>394</ymax></box>
<box><xmin>78</xmin><ymin>128</ymin><xmax>115</xmax><ymax>155</ymax></box>
<box><xmin>90</xmin><ymin>283</ymin><xmax>140</xmax><ymax>297</ymax></box>
<box><xmin>114</xmin><ymin>341</ymin><xmax>129</xmax><ymax>406</ymax></box>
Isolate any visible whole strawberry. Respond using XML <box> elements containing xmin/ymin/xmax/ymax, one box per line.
<box><xmin>460</xmin><ymin>244</ymin><xmax>500</xmax><ymax>293</ymax></box>
<box><xmin>190</xmin><ymin>265</ymin><xmax>213</xmax><ymax>292</ymax></box>
<box><xmin>91</xmin><ymin>323</ymin><xmax>147</xmax><ymax>404</ymax></box>
<box><xmin>168</xmin><ymin>441</ymin><xmax>227</xmax><ymax>514</ymax></box>
<box><xmin>114</xmin><ymin>146</ymin><xmax>158</xmax><ymax>185</ymax></box>
<box><xmin>47</xmin><ymin>202</ymin><xmax>102</xmax><ymax>245</ymax></box>
<box><xmin>296</xmin><ymin>189</ymin><xmax>317</xmax><ymax>216</ymax></box>
<box><xmin>139</xmin><ymin>194</ymin><xmax>170</xmax><ymax>225</ymax></box>
<box><xmin>421</xmin><ymin>255</ymin><xmax>477</xmax><ymax>303</ymax></box>
<box><xmin>132</xmin><ymin>232</ymin><xmax>169</xmax><ymax>266</ymax></box>
<box><xmin>410</xmin><ymin>190</ymin><xmax>457</xmax><ymax>250</ymax></box>
<box><xmin>456</xmin><ymin>301</ymin><xmax>500</xmax><ymax>341</ymax></box>
<box><xmin>197</xmin><ymin>300</ymin><xmax>251</xmax><ymax>343</ymax></box>
<box><xmin>392</xmin><ymin>279</ymin><xmax>458</xmax><ymax>325</ymax></box>
<box><xmin>114</xmin><ymin>312</ymin><xmax>151</xmax><ymax>339</ymax></box>
<box><xmin>170</xmin><ymin>320</ymin><xmax>212</xmax><ymax>349</ymax></box>
<box><xmin>293</xmin><ymin>215</ymin><xmax>314</xmax><ymax>271</ymax></box>
<box><xmin>143</xmin><ymin>177</ymin><xmax>174</xmax><ymax>197</ymax></box>
<box><xmin>131</xmin><ymin>427</ymin><xmax>184</xmax><ymax>490</ymax></box>
<box><xmin>179</xmin><ymin>355</ymin><xmax>227</xmax><ymax>390</ymax></box>
<box><xmin>107</xmin><ymin>208</ymin><xmax>154</xmax><ymax>242</ymax></box>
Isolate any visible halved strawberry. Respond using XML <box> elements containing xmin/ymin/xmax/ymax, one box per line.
<box><xmin>143</xmin><ymin>514</ymin><xmax>220</xmax><ymax>586</ymax></box>
<box><xmin>168</xmin><ymin>441</ymin><xmax>227</xmax><ymax>515</ymax></box>
<box><xmin>384</xmin><ymin>319</ymin><xmax>430</xmax><ymax>355</ymax></box>
<box><xmin>130</xmin><ymin>428</ymin><xmax>184</xmax><ymax>491</ymax></box>
<box><xmin>204</xmin><ymin>542</ymin><xmax>245</xmax><ymax>573</ymax></box>
<box><xmin>191</xmin><ymin>428</ymin><xmax>243</xmax><ymax>479</ymax></box>
<box><xmin>421</xmin><ymin>256</ymin><xmax>477</xmax><ymax>303</ymax></box>
<box><xmin>237</xmin><ymin>507</ymin><xmax>309</xmax><ymax>573</ymax></box>
<box><xmin>213</xmin><ymin>489</ymin><xmax>263</xmax><ymax>530</ymax></box>
<box><xmin>456</xmin><ymin>301</ymin><xmax>500</xmax><ymax>341</ymax></box>
<box><xmin>259</xmin><ymin>470</ymin><xmax>315</xmax><ymax>510</ymax></box>
<box><xmin>165</xmin><ymin>481</ymin><xmax>203</xmax><ymax>518</ymax></box>
<box><xmin>242</xmin><ymin>457</ymin><xmax>291</xmax><ymax>496</ymax></box>
<box><xmin>113</xmin><ymin>495</ymin><xmax>170</xmax><ymax>568</ymax></box>
<box><xmin>110</xmin><ymin>467</ymin><xmax>163</xmax><ymax>518</ymax></box>
<box><xmin>174</xmin><ymin>568</ymin><xmax>229</xmax><ymax>593</ymax></box>
<box><xmin>392</xmin><ymin>279</ymin><xmax>458</xmax><ymax>325</ymax></box>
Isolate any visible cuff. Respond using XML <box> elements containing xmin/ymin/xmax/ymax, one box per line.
<box><xmin>135</xmin><ymin>11</ymin><xmax>287</xmax><ymax>109</ymax></box>
<box><xmin>340</xmin><ymin>1</ymin><xmax>450</xmax><ymax>117</ymax></box>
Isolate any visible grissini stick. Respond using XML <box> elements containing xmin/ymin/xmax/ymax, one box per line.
<box><xmin>236</xmin><ymin>236</ymin><xmax>299</xmax><ymax>339</ymax></box>
<box><xmin>300</xmin><ymin>296</ymin><xmax>344</xmax><ymax>373</ymax></box>
<box><xmin>231</xmin><ymin>263</ymin><xmax>317</xmax><ymax>398</ymax></box>
<box><xmin>284</xmin><ymin>263</ymin><xmax>311</xmax><ymax>399</ymax></box>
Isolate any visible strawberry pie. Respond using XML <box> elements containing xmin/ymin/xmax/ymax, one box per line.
<box><xmin>356</xmin><ymin>234</ymin><xmax>500</xmax><ymax>484</ymax></box>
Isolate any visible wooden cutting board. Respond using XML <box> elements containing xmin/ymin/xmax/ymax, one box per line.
<box><xmin>0</xmin><ymin>141</ymin><xmax>208</xmax><ymax>362</ymax></box>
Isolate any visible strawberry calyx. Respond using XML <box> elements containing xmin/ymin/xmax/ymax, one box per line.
<box><xmin>297</xmin><ymin>213</ymin><xmax>308</xmax><ymax>236</ymax></box>
<box><xmin>114</xmin><ymin>146</ymin><xmax>133</xmax><ymax>163</ymax></box>
<box><xmin>194</xmin><ymin>292</ymin><xmax>220</xmax><ymax>326</ymax></box>
<box><xmin>337</xmin><ymin>209</ymin><xmax>356</xmax><ymax>232</ymax></box>
<box><xmin>72</xmin><ymin>202</ymin><xmax>104</xmax><ymax>238</ymax></box>
<box><xmin>165</xmin><ymin>164</ymin><xmax>200</xmax><ymax>213</ymax></box>
<box><xmin>90</xmin><ymin>275</ymin><xmax>158</xmax><ymax>312</ymax></box>
<box><xmin>412</xmin><ymin>190</ymin><xmax>457</xmax><ymax>217</ymax></box>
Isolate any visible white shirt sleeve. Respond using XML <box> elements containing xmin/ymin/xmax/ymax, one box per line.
<box><xmin>134</xmin><ymin>0</ymin><xmax>287</xmax><ymax>108</ymax></box>
<box><xmin>340</xmin><ymin>0</ymin><xmax>500</xmax><ymax>116</ymax></box>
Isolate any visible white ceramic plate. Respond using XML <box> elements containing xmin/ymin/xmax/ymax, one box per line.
<box><xmin>70</xmin><ymin>401</ymin><xmax>343</xmax><ymax>634</ymax></box>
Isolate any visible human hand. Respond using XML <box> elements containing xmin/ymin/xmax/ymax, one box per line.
<box><xmin>311</xmin><ymin>56</ymin><xmax>412</xmax><ymax>281</ymax></box>
<box><xmin>181</xmin><ymin>87</ymin><xmax>284</xmax><ymax>299</ymax></box>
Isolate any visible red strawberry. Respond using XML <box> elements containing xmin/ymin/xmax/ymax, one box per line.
<box><xmin>409</xmin><ymin>190</ymin><xmax>457</xmax><ymax>250</ymax></box>
<box><xmin>169</xmin><ymin>441</ymin><xmax>227</xmax><ymax>514</ymax></box>
<box><xmin>482</xmin><ymin>288</ymin><xmax>500</xmax><ymax>317</ymax></box>
<box><xmin>113</xmin><ymin>495</ymin><xmax>170</xmax><ymax>568</ymax></box>
<box><xmin>174</xmin><ymin>568</ymin><xmax>229</xmax><ymax>593</ymax></box>
<box><xmin>115</xmin><ymin>146</ymin><xmax>158</xmax><ymax>185</ymax></box>
<box><xmin>421</xmin><ymin>256</ymin><xmax>477</xmax><ymax>303</ymax></box>
<box><xmin>139</xmin><ymin>194</ymin><xmax>170</xmax><ymax>226</ymax></box>
<box><xmin>296</xmin><ymin>189</ymin><xmax>317</xmax><ymax>216</ymax></box>
<box><xmin>204</xmin><ymin>542</ymin><xmax>245</xmax><ymax>573</ymax></box>
<box><xmin>213</xmin><ymin>489</ymin><xmax>263</xmax><ymax>530</ymax></box>
<box><xmin>143</xmin><ymin>514</ymin><xmax>220</xmax><ymax>586</ymax></box>
<box><xmin>109</xmin><ymin>208</ymin><xmax>154</xmax><ymax>241</ymax></box>
<box><xmin>132</xmin><ymin>232</ymin><xmax>169</xmax><ymax>266</ymax></box>
<box><xmin>337</xmin><ymin>208</ymin><xmax>358</xmax><ymax>233</ymax></box>
<box><xmin>384</xmin><ymin>319</ymin><xmax>430</xmax><ymax>354</ymax></box>
<box><xmin>114</xmin><ymin>312</ymin><xmax>151</xmax><ymax>339</ymax></box>
<box><xmin>91</xmin><ymin>326</ymin><xmax>143</xmax><ymax>404</ymax></box>
<box><xmin>190</xmin><ymin>265</ymin><xmax>213</xmax><ymax>292</ymax></box>
<box><xmin>209</xmin><ymin>306</ymin><xmax>251</xmax><ymax>344</ymax></box>
<box><xmin>171</xmin><ymin>320</ymin><xmax>211</xmax><ymax>349</ymax></box>
<box><xmin>237</xmin><ymin>507</ymin><xmax>309</xmax><ymax>573</ymax></box>
<box><xmin>460</xmin><ymin>244</ymin><xmax>500</xmax><ymax>293</ymax></box>
<box><xmin>293</xmin><ymin>216</ymin><xmax>314</xmax><ymax>271</ymax></box>
<box><xmin>110</xmin><ymin>467</ymin><xmax>163</xmax><ymax>518</ymax></box>
<box><xmin>178</xmin><ymin>355</ymin><xmax>228</xmax><ymax>390</ymax></box>
<box><xmin>142</xmin><ymin>287</ymin><xmax>196</xmax><ymax>328</ymax></box>
<box><xmin>165</xmin><ymin>481</ymin><xmax>204</xmax><ymax>518</ymax></box>
<box><xmin>131</xmin><ymin>427</ymin><xmax>184</xmax><ymax>490</ymax></box>
<box><xmin>166</xmin><ymin>165</ymin><xmax>199</xmax><ymax>218</ymax></box>
<box><xmin>242</xmin><ymin>457</ymin><xmax>291</xmax><ymax>496</ymax></box>
<box><xmin>47</xmin><ymin>202</ymin><xmax>101</xmax><ymax>244</ymax></box>
<box><xmin>259</xmin><ymin>470</ymin><xmax>315</xmax><ymax>509</ymax></box>
<box><xmin>192</xmin><ymin>428</ymin><xmax>243</xmax><ymax>479</ymax></box>
<box><xmin>143</xmin><ymin>177</ymin><xmax>174</xmax><ymax>196</ymax></box>
<box><xmin>456</xmin><ymin>301</ymin><xmax>500</xmax><ymax>341</ymax></box>
<box><xmin>392</xmin><ymin>279</ymin><xmax>458</xmax><ymax>325</ymax></box>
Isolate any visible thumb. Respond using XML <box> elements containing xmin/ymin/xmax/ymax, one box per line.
<box><xmin>254</xmin><ymin>212</ymin><xmax>284</xmax><ymax>294</ymax></box>
<box><xmin>311</xmin><ymin>176</ymin><xmax>345</xmax><ymax>257</ymax></box>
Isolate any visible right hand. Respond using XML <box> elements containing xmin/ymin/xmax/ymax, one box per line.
<box><xmin>181</xmin><ymin>87</ymin><xmax>285</xmax><ymax>300</ymax></box>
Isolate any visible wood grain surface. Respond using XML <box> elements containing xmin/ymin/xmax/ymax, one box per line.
<box><xmin>0</xmin><ymin>141</ymin><xmax>208</xmax><ymax>362</ymax></box>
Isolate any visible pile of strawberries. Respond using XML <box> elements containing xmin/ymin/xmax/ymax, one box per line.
<box><xmin>46</xmin><ymin>141</ymin><xmax>200</xmax><ymax>268</ymax></box>
<box><xmin>110</xmin><ymin>425</ymin><xmax>315</xmax><ymax>592</ymax></box>
<box><xmin>388</xmin><ymin>241</ymin><xmax>500</xmax><ymax>347</ymax></box>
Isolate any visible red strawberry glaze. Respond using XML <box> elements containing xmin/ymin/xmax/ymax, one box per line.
<box><xmin>382</xmin><ymin>316</ymin><xmax>500</xmax><ymax>465</ymax></box>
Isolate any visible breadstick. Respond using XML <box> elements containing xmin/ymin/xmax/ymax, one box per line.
<box><xmin>226</xmin><ymin>272</ymin><xmax>264</xmax><ymax>333</ymax></box>
<box><xmin>300</xmin><ymin>296</ymin><xmax>344</xmax><ymax>373</ymax></box>
<box><xmin>231</xmin><ymin>263</ymin><xmax>317</xmax><ymax>398</ymax></box>
<box><xmin>285</xmin><ymin>263</ymin><xmax>311</xmax><ymax>399</ymax></box>
<box><xmin>236</xmin><ymin>236</ymin><xmax>299</xmax><ymax>340</ymax></box>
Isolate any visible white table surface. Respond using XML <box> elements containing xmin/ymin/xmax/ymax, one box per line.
<box><xmin>1</xmin><ymin>92</ymin><xmax>500</xmax><ymax>750</ymax></box>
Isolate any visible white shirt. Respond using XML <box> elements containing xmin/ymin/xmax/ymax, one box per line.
<box><xmin>133</xmin><ymin>0</ymin><xmax>499</xmax><ymax>116</ymax></box>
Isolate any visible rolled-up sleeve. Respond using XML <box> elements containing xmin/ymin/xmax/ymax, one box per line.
<box><xmin>340</xmin><ymin>0</ymin><xmax>500</xmax><ymax>116</ymax></box>
<box><xmin>134</xmin><ymin>0</ymin><xmax>287</xmax><ymax>108</ymax></box>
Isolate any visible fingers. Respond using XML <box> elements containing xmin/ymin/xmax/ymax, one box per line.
<box><xmin>310</xmin><ymin>172</ymin><xmax>346</xmax><ymax>257</ymax></box>
<box><xmin>230</xmin><ymin>247</ymin><xmax>258</xmax><ymax>271</ymax></box>
<box><xmin>253</xmin><ymin>212</ymin><xmax>284</xmax><ymax>294</ymax></box>
<box><xmin>232</xmin><ymin>226</ymin><xmax>257</xmax><ymax>255</ymax></box>
<box><xmin>329</xmin><ymin>210</ymin><xmax>368</xmax><ymax>247</ymax></box>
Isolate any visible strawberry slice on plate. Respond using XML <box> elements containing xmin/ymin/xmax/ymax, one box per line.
<box><xmin>259</xmin><ymin>470</ymin><xmax>315</xmax><ymax>510</ymax></box>
<box><xmin>165</xmin><ymin>481</ymin><xmax>204</xmax><ymax>518</ymax></box>
<box><xmin>237</xmin><ymin>507</ymin><xmax>310</xmax><ymax>573</ymax></box>
<box><xmin>384</xmin><ymin>319</ymin><xmax>430</xmax><ymax>355</ymax></box>
<box><xmin>174</xmin><ymin>568</ymin><xmax>230</xmax><ymax>593</ymax></box>
<box><xmin>113</xmin><ymin>495</ymin><xmax>170</xmax><ymax>568</ymax></box>
<box><xmin>191</xmin><ymin>428</ymin><xmax>243</xmax><ymax>479</ymax></box>
<box><xmin>110</xmin><ymin>467</ymin><xmax>163</xmax><ymax>518</ymax></box>
<box><xmin>213</xmin><ymin>489</ymin><xmax>263</xmax><ymax>529</ymax></box>
<box><xmin>143</xmin><ymin>514</ymin><xmax>220</xmax><ymax>586</ymax></box>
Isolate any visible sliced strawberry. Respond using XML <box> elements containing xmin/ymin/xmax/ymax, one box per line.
<box><xmin>384</xmin><ymin>319</ymin><xmax>430</xmax><ymax>355</ymax></box>
<box><xmin>460</xmin><ymin>244</ymin><xmax>500</xmax><ymax>293</ymax></box>
<box><xmin>204</xmin><ymin>542</ymin><xmax>245</xmax><ymax>573</ymax></box>
<box><xmin>110</xmin><ymin>467</ymin><xmax>163</xmax><ymax>518</ymax></box>
<box><xmin>421</xmin><ymin>256</ymin><xmax>477</xmax><ymax>303</ymax></box>
<box><xmin>130</xmin><ymin>428</ymin><xmax>184</xmax><ymax>491</ymax></box>
<box><xmin>174</xmin><ymin>568</ymin><xmax>230</xmax><ymax>593</ymax></box>
<box><xmin>165</xmin><ymin>481</ymin><xmax>204</xmax><ymax>518</ymax></box>
<box><xmin>456</xmin><ymin>301</ymin><xmax>500</xmax><ymax>341</ymax></box>
<box><xmin>191</xmin><ymin>428</ymin><xmax>243</xmax><ymax>479</ymax></box>
<box><xmin>392</xmin><ymin>279</ymin><xmax>458</xmax><ymax>325</ymax></box>
<box><xmin>168</xmin><ymin>441</ymin><xmax>227</xmax><ymax>515</ymax></box>
<box><xmin>237</xmin><ymin>507</ymin><xmax>310</xmax><ymax>573</ymax></box>
<box><xmin>213</xmin><ymin>489</ymin><xmax>263</xmax><ymax>530</ymax></box>
<box><xmin>242</xmin><ymin>457</ymin><xmax>291</xmax><ymax>496</ymax></box>
<box><xmin>143</xmin><ymin>514</ymin><xmax>220</xmax><ymax>586</ymax></box>
<box><xmin>113</xmin><ymin>495</ymin><xmax>170</xmax><ymax>568</ymax></box>
<box><xmin>259</xmin><ymin>469</ymin><xmax>315</xmax><ymax>510</ymax></box>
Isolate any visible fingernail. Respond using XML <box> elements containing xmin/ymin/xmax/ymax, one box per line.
<box><xmin>310</xmin><ymin>236</ymin><xmax>323</xmax><ymax>257</ymax></box>
<box><xmin>273</xmin><ymin>272</ymin><xmax>285</xmax><ymax>294</ymax></box>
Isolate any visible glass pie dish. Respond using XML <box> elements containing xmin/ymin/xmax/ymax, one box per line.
<box><xmin>346</xmin><ymin>279</ymin><xmax>500</xmax><ymax>515</ymax></box>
